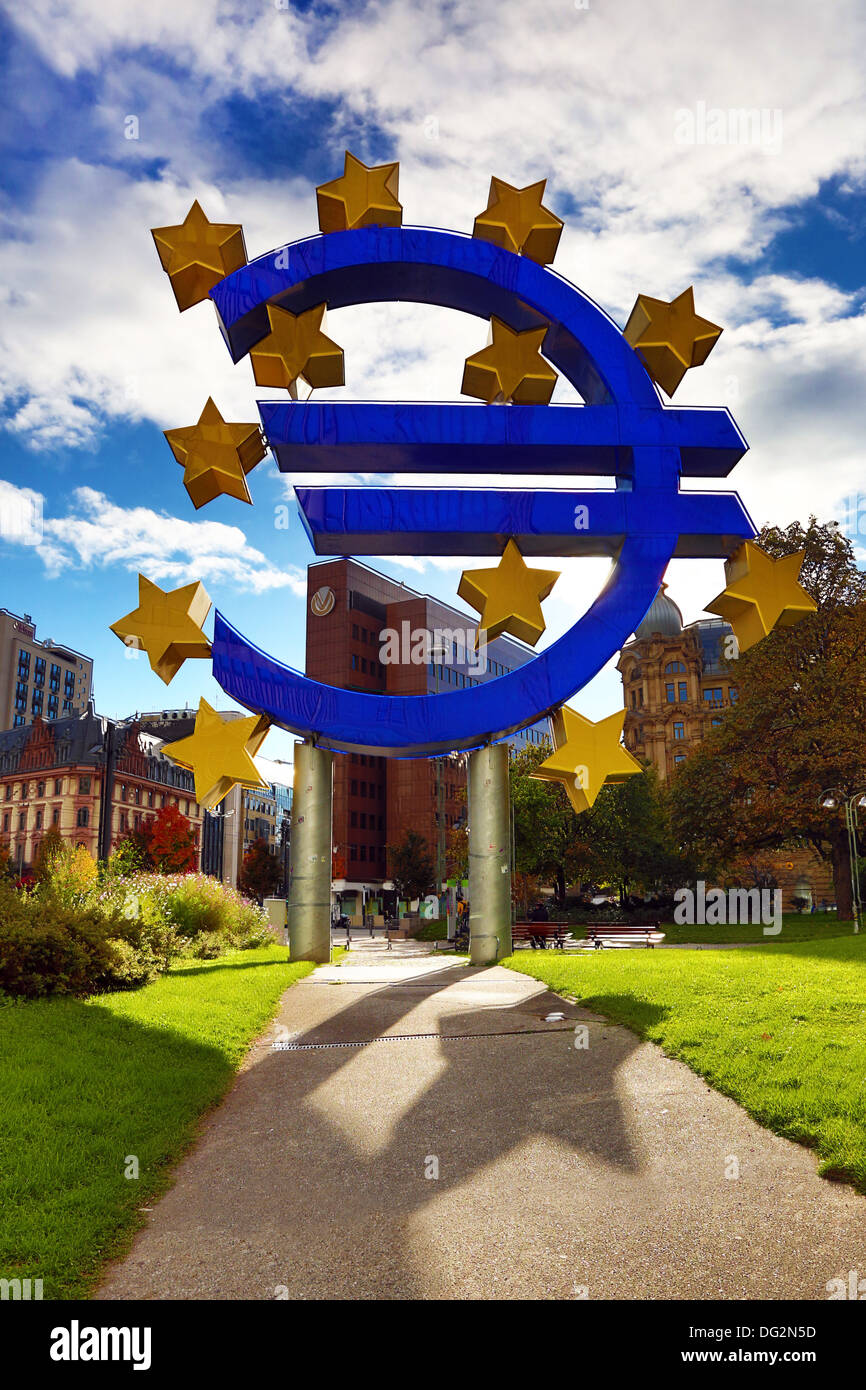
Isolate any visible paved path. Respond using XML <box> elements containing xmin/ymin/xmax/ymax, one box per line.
<box><xmin>97</xmin><ymin>941</ymin><xmax>866</xmax><ymax>1301</ymax></box>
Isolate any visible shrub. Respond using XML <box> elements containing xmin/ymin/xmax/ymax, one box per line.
<box><xmin>0</xmin><ymin>882</ymin><xmax>159</xmax><ymax>998</ymax></box>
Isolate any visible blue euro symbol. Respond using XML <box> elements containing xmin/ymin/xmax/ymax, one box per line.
<box><xmin>208</xmin><ymin>226</ymin><xmax>754</xmax><ymax>756</ymax></box>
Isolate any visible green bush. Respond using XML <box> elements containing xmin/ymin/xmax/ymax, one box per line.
<box><xmin>0</xmin><ymin>869</ymin><xmax>276</xmax><ymax>1000</ymax></box>
<box><xmin>0</xmin><ymin>883</ymin><xmax>159</xmax><ymax>998</ymax></box>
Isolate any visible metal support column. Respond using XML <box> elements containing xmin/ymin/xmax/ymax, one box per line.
<box><xmin>468</xmin><ymin>742</ymin><xmax>512</xmax><ymax>965</ymax></box>
<box><xmin>288</xmin><ymin>741</ymin><xmax>333</xmax><ymax>963</ymax></box>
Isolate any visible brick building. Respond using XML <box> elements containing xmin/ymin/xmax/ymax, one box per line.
<box><xmin>305</xmin><ymin>557</ymin><xmax>550</xmax><ymax>916</ymax></box>
<box><xmin>0</xmin><ymin>709</ymin><xmax>201</xmax><ymax>874</ymax></box>
<box><xmin>617</xmin><ymin>586</ymin><xmax>833</xmax><ymax>906</ymax></box>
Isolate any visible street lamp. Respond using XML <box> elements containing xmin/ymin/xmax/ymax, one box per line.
<box><xmin>818</xmin><ymin>788</ymin><xmax>866</xmax><ymax>933</ymax></box>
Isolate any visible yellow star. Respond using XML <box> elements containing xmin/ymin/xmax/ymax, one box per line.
<box><xmin>705</xmin><ymin>541</ymin><xmax>817</xmax><ymax>653</ymax></box>
<box><xmin>316</xmin><ymin>151</ymin><xmax>402</xmax><ymax>233</ymax></box>
<box><xmin>164</xmin><ymin>398</ymin><xmax>267</xmax><ymax>509</ymax></box>
<box><xmin>109</xmin><ymin>576</ymin><xmax>212</xmax><ymax>685</ymax></box>
<box><xmin>531</xmin><ymin>707</ymin><xmax>642</xmax><ymax>814</ymax></box>
<box><xmin>462</xmin><ymin>317</ymin><xmax>557</xmax><ymax>404</ymax></box>
<box><xmin>472</xmin><ymin>177</ymin><xmax>563</xmax><ymax>264</ymax></box>
<box><xmin>249</xmin><ymin>303</ymin><xmax>345</xmax><ymax>396</ymax></box>
<box><xmin>623</xmin><ymin>287</ymin><xmax>722</xmax><ymax>397</ymax></box>
<box><xmin>163</xmin><ymin>699</ymin><xmax>270</xmax><ymax>810</ymax></box>
<box><xmin>151</xmin><ymin>200</ymin><xmax>247</xmax><ymax>311</ymax></box>
<box><xmin>458</xmin><ymin>539</ymin><xmax>559</xmax><ymax>647</ymax></box>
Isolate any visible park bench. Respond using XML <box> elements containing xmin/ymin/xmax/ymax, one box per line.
<box><xmin>511</xmin><ymin>922</ymin><xmax>574</xmax><ymax>950</ymax></box>
<box><xmin>584</xmin><ymin>921</ymin><xmax>665</xmax><ymax>949</ymax></box>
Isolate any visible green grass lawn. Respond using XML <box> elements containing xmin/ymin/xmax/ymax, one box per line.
<box><xmin>0</xmin><ymin>944</ymin><xmax>313</xmax><ymax>1299</ymax></box>
<box><xmin>659</xmin><ymin>911</ymin><xmax>857</xmax><ymax>945</ymax></box>
<box><xmin>506</xmin><ymin>933</ymin><xmax>866</xmax><ymax>1191</ymax></box>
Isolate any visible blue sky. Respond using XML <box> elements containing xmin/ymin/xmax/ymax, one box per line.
<box><xmin>1</xmin><ymin>0</ymin><xmax>864</xmax><ymax>760</ymax></box>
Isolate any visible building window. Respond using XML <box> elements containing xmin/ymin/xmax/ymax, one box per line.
<box><xmin>52</xmin><ymin>807</ymin><xmax>60</xmax><ymax>825</ymax></box>
<box><xmin>702</xmin><ymin>687</ymin><xmax>724</xmax><ymax>707</ymax></box>
<box><xmin>678</xmin><ymin>681</ymin><xmax>687</xmax><ymax>702</ymax></box>
<box><xmin>665</xmin><ymin>683</ymin><xmax>675</xmax><ymax>703</ymax></box>
<box><xmin>4</xmin><ymin>784</ymin><xmax>11</xmax><ymax>801</ymax></box>
<box><xmin>351</xmin><ymin>779</ymin><xmax>358</xmax><ymax>795</ymax></box>
<box><xmin>79</xmin><ymin>777</ymin><xmax>91</xmax><ymax>794</ymax></box>
<box><xmin>55</xmin><ymin>779</ymin><xmax>63</xmax><ymax>795</ymax></box>
<box><xmin>665</xmin><ymin>661</ymin><xmax>686</xmax><ymax>674</ymax></box>
<box><xmin>711</xmin><ymin>717</ymin><xmax>722</xmax><ymax>728</ymax></box>
<box><xmin>77</xmin><ymin>807</ymin><xmax>89</xmax><ymax>828</ymax></box>
<box><xmin>18</xmin><ymin>813</ymin><xmax>26</xmax><ymax>830</ymax></box>
<box><xmin>2</xmin><ymin>813</ymin><xmax>8</xmax><ymax>832</ymax></box>
<box><xmin>351</xmin><ymin>654</ymin><xmax>358</xmax><ymax>671</ymax></box>
<box><xmin>674</xmin><ymin>754</ymin><xmax>686</xmax><ymax>766</ymax></box>
<box><xmin>35</xmin><ymin>810</ymin><xmax>43</xmax><ymax>829</ymax></box>
<box><xmin>37</xmin><ymin>781</ymin><xmax>45</xmax><ymax>797</ymax></box>
<box><xmin>673</xmin><ymin>721</ymin><xmax>685</xmax><ymax>740</ymax></box>
<box><xmin>729</xmin><ymin>687</ymin><xmax>738</xmax><ymax>703</ymax></box>
<box><xmin>31</xmin><ymin>690</ymin><xmax>43</xmax><ymax>714</ymax></box>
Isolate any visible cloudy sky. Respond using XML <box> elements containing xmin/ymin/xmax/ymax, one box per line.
<box><xmin>1</xmin><ymin>0</ymin><xmax>864</xmax><ymax>758</ymax></box>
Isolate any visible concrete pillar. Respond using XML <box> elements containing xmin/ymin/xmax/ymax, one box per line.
<box><xmin>468</xmin><ymin>742</ymin><xmax>512</xmax><ymax>965</ymax></box>
<box><xmin>288</xmin><ymin>741</ymin><xmax>333</xmax><ymax>963</ymax></box>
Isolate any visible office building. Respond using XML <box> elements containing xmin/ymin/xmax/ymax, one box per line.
<box><xmin>0</xmin><ymin>607</ymin><xmax>93</xmax><ymax>730</ymax></box>
<box><xmin>305</xmin><ymin>557</ymin><xmax>550</xmax><ymax>917</ymax></box>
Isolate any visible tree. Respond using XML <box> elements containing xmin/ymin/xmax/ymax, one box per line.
<box><xmin>387</xmin><ymin>829</ymin><xmax>435</xmax><ymax>904</ymax></box>
<box><xmin>510</xmin><ymin>744</ymin><xmax>585</xmax><ymax>904</ymax></box>
<box><xmin>669</xmin><ymin>518</ymin><xmax>866</xmax><ymax>919</ymax></box>
<box><xmin>32</xmin><ymin>825</ymin><xmax>66</xmax><ymax>881</ymax></box>
<box><xmin>581</xmin><ymin>766</ymin><xmax>697</xmax><ymax>902</ymax></box>
<box><xmin>115</xmin><ymin>803</ymin><xmax>197</xmax><ymax>874</ymax></box>
<box><xmin>511</xmin><ymin>746</ymin><xmax>696</xmax><ymax>903</ymax></box>
<box><xmin>239</xmin><ymin>837</ymin><xmax>281</xmax><ymax>902</ymax></box>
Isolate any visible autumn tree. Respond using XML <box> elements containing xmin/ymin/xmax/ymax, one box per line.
<box><xmin>239</xmin><ymin>837</ymin><xmax>281</xmax><ymax>902</ymax></box>
<box><xmin>669</xmin><ymin>518</ymin><xmax>866</xmax><ymax>918</ymax></box>
<box><xmin>115</xmin><ymin>803</ymin><xmax>197</xmax><ymax>874</ymax></box>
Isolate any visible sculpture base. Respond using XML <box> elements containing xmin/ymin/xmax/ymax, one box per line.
<box><xmin>468</xmin><ymin>743</ymin><xmax>513</xmax><ymax>965</ymax></box>
<box><xmin>288</xmin><ymin>741</ymin><xmax>333</xmax><ymax>963</ymax></box>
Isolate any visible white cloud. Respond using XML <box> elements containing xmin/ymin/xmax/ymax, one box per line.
<box><xmin>1</xmin><ymin>0</ymin><xmax>864</xmax><ymax>723</ymax></box>
<box><xmin>0</xmin><ymin>479</ymin><xmax>306</xmax><ymax>594</ymax></box>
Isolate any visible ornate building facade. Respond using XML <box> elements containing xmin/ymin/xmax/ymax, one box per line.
<box><xmin>0</xmin><ymin>710</ymin><xmax>201</xmax><ymax>874</ymax></box>
<box><xmin>617</xmin><ymin>587</ymin><xmax>834</xmax><ymax>907</ymax></box>
<box><xmin>617</xmin><ymin>587</ymin><xmax>739</xmax><ymax>781</ymax></box>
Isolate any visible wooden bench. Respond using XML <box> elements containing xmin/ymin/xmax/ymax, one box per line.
<box><xmin>512</xmin><ymin>922</ymin><xmax>574</xmax><ymax>950</ymax></box>
<box><xmin>584</xmin><ymin>921</ymin><xmax>665</xmax><ymax>949</ymax></box>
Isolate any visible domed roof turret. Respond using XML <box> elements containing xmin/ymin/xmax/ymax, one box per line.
<box><xmin>635</xmin><ymin>585</ymin><xmax>684</xmax><ymax>640</ymax></box>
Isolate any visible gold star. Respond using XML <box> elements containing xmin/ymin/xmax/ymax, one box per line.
<box><xmin>623</xmin><ymin>287</ymin><xmax>722</xmax><ymax>397</ymax></box>
<box><xmin>458</xmin><ymin>539</ymin><xmax>559</xmax><ymax>647</ymax></box>
<box><xmin>531</xmin><ymin>707</ymin><xmax>642</xmax><ymax>814</ymax></box>
<box><xmin>462</xmin><ymin>317</ymin><xmax>557</xmax><ymax>404</ymax></box>
<box><xmin>110</xmin><ymin>576</ymin><xmax>212</xmax><ymax>685</ymax></box>
<box><xmin>472</xmin><ymin>177</ymin><xmax>563</xmax><ymax>264</ymax></box>
<box><xmin>249</xmin><ymin>303</ymin><xmax>344</xmax><ymax>396</ymax></box>
<box><xmin>316</xmin><ymin>151</ymin><xmax>402</xmax><ymax>233</ymax></box>
<box><xmin>163</xmin><ymin>699</ymin><xmax>270</xmax><ymax>809</ymax></box>
<box><xmin>151</xmin><ymin>200</ymin><xmax>247</xmax><ymax>311</ymax></box>
<box><xmin>705</xmin><ymin>541</ymin><xmax>817</xmax><ymax>653</ymax></box>
<box><xmin>164</xmin><ymin>398</ymin><xmax>266</xmax><ymax>509</ymax></box>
